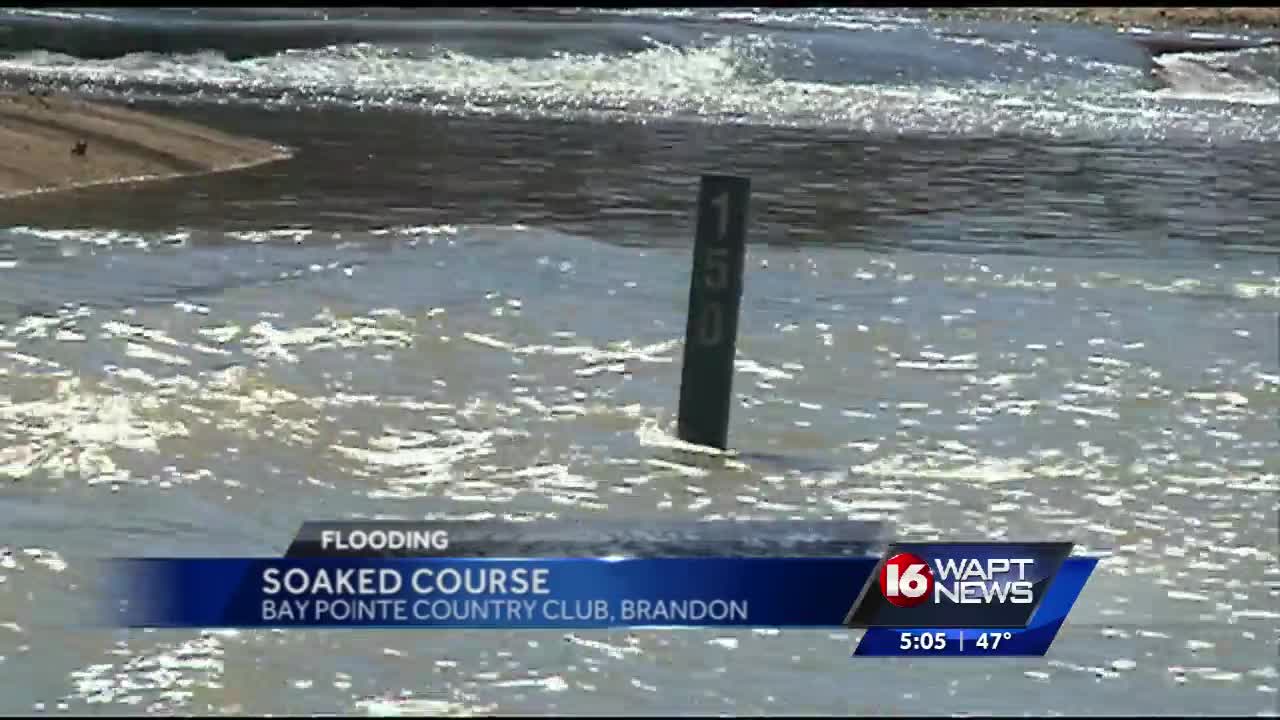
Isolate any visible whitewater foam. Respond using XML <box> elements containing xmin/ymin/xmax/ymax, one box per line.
<box><xmin>1</xmin><ymin>36</ymin><xmax>1277</xmax><ymax>140</ymax></box>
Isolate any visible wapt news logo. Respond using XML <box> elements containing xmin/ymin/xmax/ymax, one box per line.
<box><xmin>844</xmin><ymin>542</ymin><xmax>1074</xmax><ymax>628</ymax></box>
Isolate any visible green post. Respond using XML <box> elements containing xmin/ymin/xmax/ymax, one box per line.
<box><xmin>677</xmin><ymin>175</ymin><xmax>750</xmax><ymax>450</ymax></box>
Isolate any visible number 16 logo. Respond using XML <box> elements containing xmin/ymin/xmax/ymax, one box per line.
<box><xmin>878</xmin><ymin>553</ymin><xmax>933</xmax><ymax>608</ymax></box>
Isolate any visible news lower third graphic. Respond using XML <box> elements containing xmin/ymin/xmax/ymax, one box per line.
<box><xmin>98</xmin><ymin>522</ymin><xmax>1097</xmax><ymax>658</ymax></box>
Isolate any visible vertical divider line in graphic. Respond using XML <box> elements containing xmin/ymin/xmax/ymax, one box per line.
<box><xmin>678</xmin><ymin>175</ymin><xmax>750</xmax><ymax>450</ymax></box>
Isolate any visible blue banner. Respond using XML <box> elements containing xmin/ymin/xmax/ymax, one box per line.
<box><xmin>98</xmin><ymin>549</ymin><xmax>1096</xmax><ymax>657</ymax></box>
<box><xmin>103</xmin><ymin>557</ymin><xmax>879</xmax><ymax>629</ymax></box>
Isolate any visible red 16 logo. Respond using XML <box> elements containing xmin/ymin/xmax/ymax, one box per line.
<box><xmin>878</xmin><ymin>553</ymin><xmax>933</xmax><ymax>608</ymax></box>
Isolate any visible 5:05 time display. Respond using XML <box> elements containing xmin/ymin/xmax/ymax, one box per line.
<box><xmin>899</xmin><ymin>631</ymin><xmax>948</xmax><ymax>651</ymax></box>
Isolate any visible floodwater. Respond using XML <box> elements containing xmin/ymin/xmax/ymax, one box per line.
<box><xmin>0</xmin><ymin>7</ymin><xmax>1276</xmax><ymax>716</ymax></box>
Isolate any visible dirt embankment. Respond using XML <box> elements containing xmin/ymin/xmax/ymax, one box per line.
<box><xmin>929</xmin><ymin>7</ymin><xmax>1280</xmax><ymax>30</ymax></box>
<box><xmin>0</xmin><ymin>93</ymin><xmax>290</xmax><ymax>199</ymax></box>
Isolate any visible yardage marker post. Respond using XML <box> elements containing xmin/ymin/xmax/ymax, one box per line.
<box><xmin>677</xmin><ymin>175</ymin><xmax>750</xmax><ymax>450</ymax></box>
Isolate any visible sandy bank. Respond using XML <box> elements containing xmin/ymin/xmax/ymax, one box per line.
<box><xmin>929</xmin><ymin>7</ymin><xmax>1280</xmax><ymax>30</ymax></box>
<box><xmin>0</xmin><ymin>93</ymin><xmax>291</xmax><ymax>200</ymax></box>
